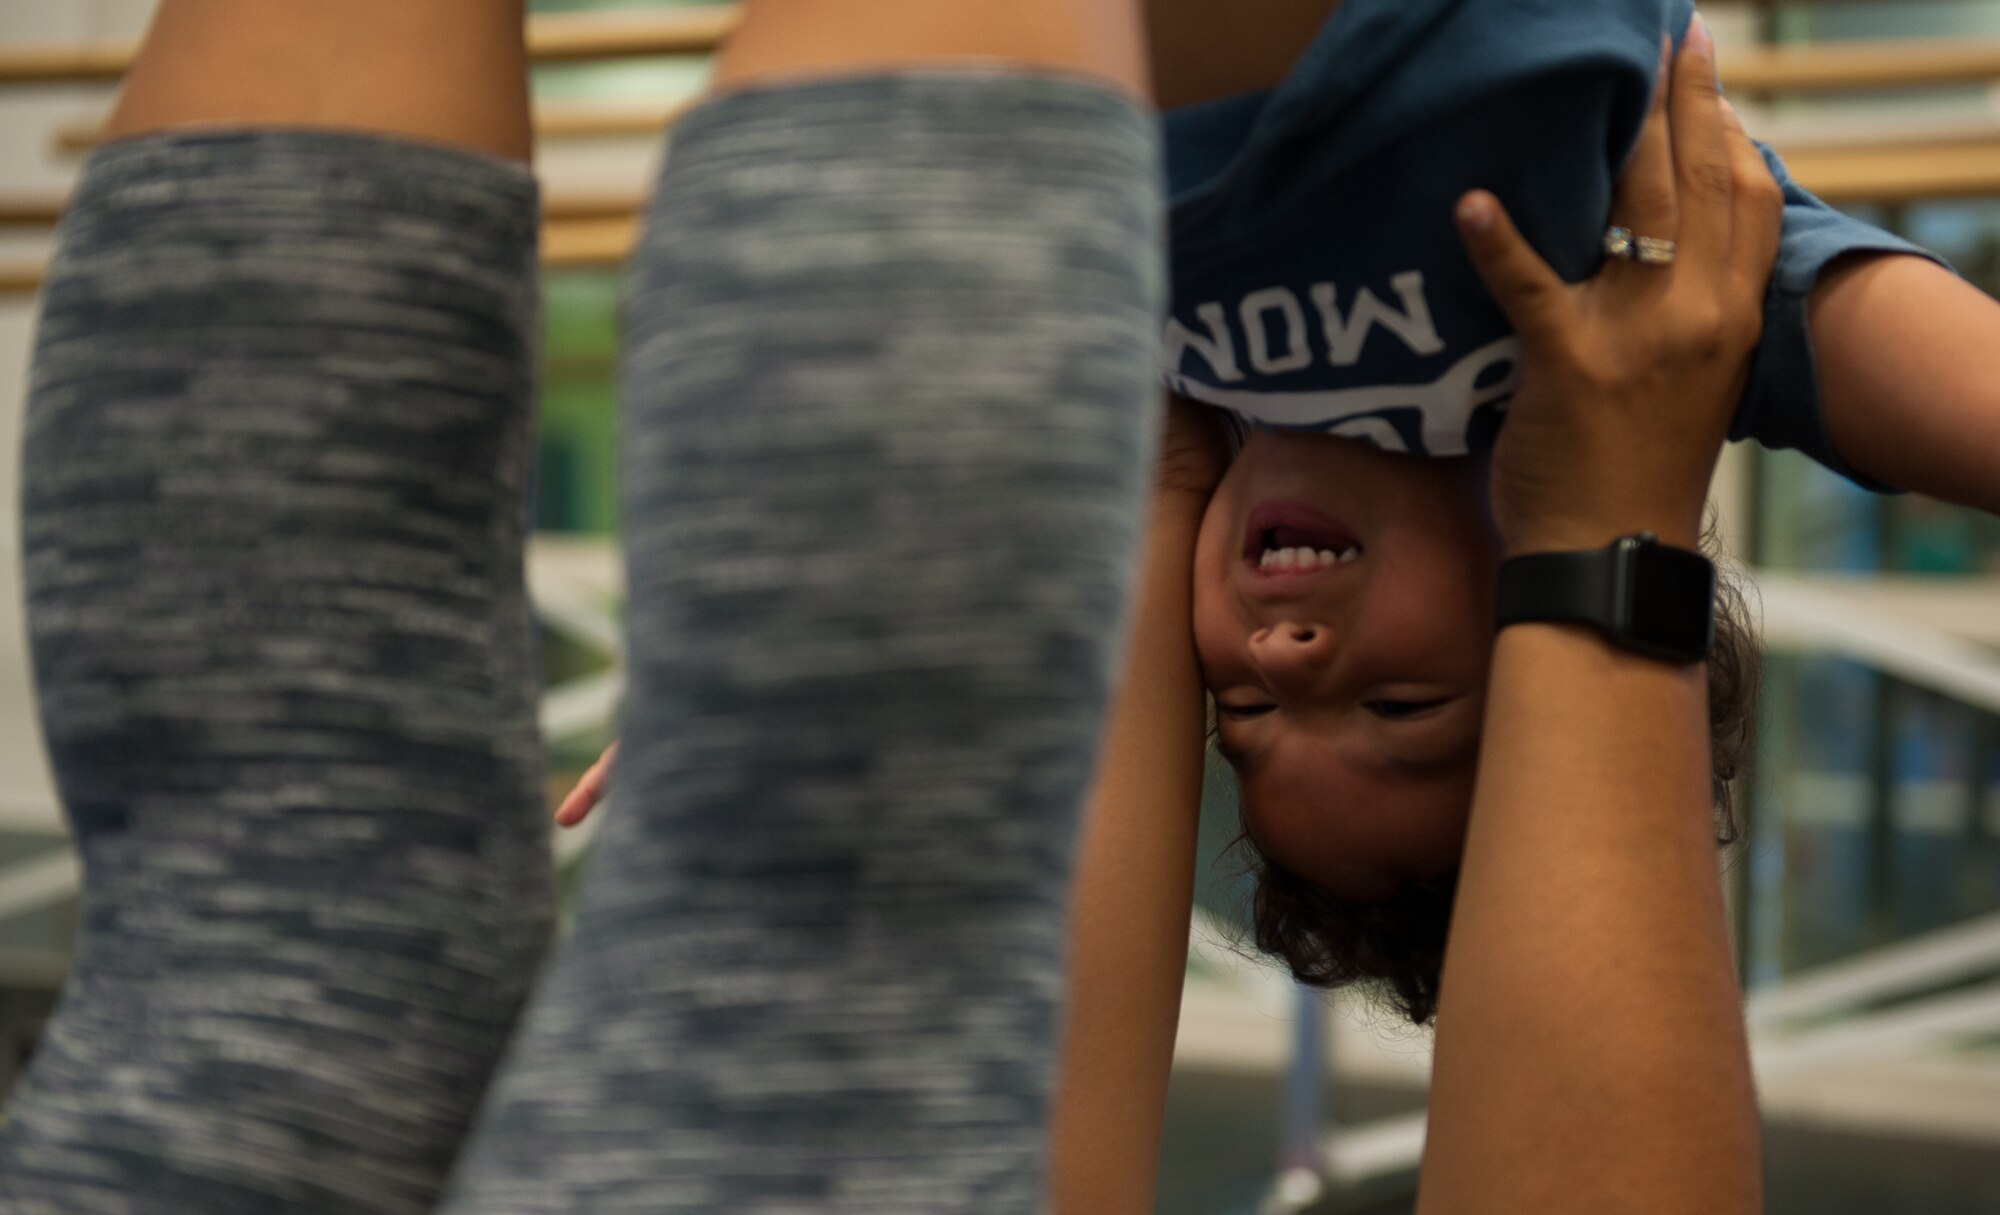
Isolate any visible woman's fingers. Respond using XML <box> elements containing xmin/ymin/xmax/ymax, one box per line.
<box><xmin>1668</xmin><ymin>13</ymin><xmax>1736</xmax><ymax>280</ymax></box>
<box><xmin>1455</xmin><ymin>190</ymin><xmax>1569</xmax><ymax>343</ymax></box>
<box><xmin>1719</xmin><ymin>98</ymin><xmax>1784</xmax><ymax>304</ymax></box>
<box><xmin>1607</xmin><ymin>35</ymin><xmax>1679</xmax><ymax>245</ymax></box>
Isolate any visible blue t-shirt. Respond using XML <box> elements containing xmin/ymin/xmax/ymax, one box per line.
<box><xmin>1161</xmin><ymin>0</ymin><xmax>1948</xmax><ymax>489</ymax></box>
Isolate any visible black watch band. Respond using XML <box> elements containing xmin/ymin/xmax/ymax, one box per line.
<box><xmin>1496</xmin><ymin>532</ymin><xmax>1716</xmax><ymax>664</ymax></box>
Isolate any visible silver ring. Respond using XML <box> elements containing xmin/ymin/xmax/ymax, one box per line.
<box><xmin>1634</xmin><ymin>235</ymin><xmax>1678</xmax><ymax>266</ymax></box>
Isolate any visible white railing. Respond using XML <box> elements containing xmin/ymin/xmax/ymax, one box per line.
<box><xmin>1286</xmin><ymin>910</ymin><xmax>2000</xmax><ymax>1193</ymax></box>
<box><xmin>1754</xmin><ymin>572</ymin><xmax>2000</xmax><ymax>715</ymax></box>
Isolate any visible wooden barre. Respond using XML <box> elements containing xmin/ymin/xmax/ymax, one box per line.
<box><xmin>0</xmin><ymin>6</ymin><xmax>738</xmax><ymax>86</ymax></box>
<box><xmin>1721</xmin><ymin>39</ymin><xmax>2000</xmax><ymax>94</ymax></box>
<box><xmin>53</xmin><ymin>98</ymin><xmax>697</xmax><ymax>155</ymax></box>
<box><xmin>0</xmin><ymin>265</ymin><xmax>42</xmax><ymax>296</ymax></box>
<box><xmin>543</xmin><ymin>216</ymin><xmax>641</xmax><ymax>267</ymax></box>
<box><xmin>0</xmin><ymin>200</ymin><xmax>62</xmax><ymax>227</ymax></box>
<box><xmin>1779</xmin><ymin>138</ymin><xmax>2000</xmax><ymax>205</ymax></box>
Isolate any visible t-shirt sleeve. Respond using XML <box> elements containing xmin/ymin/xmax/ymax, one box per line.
<box><xmin>1730</xmin><ymin>139</ymin><xmax>1955</xmax><ymax>491</ymax></box>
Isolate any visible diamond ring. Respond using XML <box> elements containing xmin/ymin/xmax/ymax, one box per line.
<box><xmin>1634</xmin><ymin>235</ymin><xmax>1678</xmax><ymax>266</ymax></box>
<box><xmin>1603</xmin><ymin>227</ymin><xmax>1677</xmax><ymax>267</ymax></box>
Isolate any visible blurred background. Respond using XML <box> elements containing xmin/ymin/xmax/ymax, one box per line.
<box><xmin>1</xmin><ymin>2</ymin><xmax>1998</xmax><ymax>1211</ymax></box>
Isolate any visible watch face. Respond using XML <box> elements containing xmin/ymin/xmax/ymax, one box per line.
<box><xmin>1622</xmin><ymin>542</ymin><xmax>1716</xmax><ymax>658</ymax></box>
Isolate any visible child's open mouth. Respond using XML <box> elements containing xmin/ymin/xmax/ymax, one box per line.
<box><xmin>1241</xmin><ymin>500</ymin><xmax>1364</xmax><ymax>575</ymax></box>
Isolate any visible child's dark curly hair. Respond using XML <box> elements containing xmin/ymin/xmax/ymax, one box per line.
<box><xmin>1231</xmin><ymin>544</ymin><xmax>1760</xmax><ymax>1025</ymax></box>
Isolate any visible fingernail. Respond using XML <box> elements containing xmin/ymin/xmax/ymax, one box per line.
<box><xmin>1457</xmin><ymin>191</ymin><xmax>1494</xmax><ymax>234</ymax></box>
<box><xmin>1689</xmin><ymin>10</ymin><xmax>1713</xmax><ymax>57</ymax></box>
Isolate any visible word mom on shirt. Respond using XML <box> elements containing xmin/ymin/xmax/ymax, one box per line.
<box><xmin>1160</xmin><ymin>270</ymin><xmax>1521</xmax><ymax>456</ymax></box>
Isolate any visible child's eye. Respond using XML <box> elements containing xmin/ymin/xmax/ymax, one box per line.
<box><xmin>1366</xmin><ymin>697</ymin><xmax>1451</xmax><ymax>720</ymax></box>
<box><xmin>1219</xmin><ymin>702</ymin><xmax>1276</xmax><ymax>720</ymax></box>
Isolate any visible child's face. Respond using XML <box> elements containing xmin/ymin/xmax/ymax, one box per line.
<box><xmin>1193</xmin><ymin>428</ymin><xmax>1504</xmax><ymax>899</ymax></box>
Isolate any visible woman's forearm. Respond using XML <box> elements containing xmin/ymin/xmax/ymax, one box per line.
<box><xmin>1050</xmin><ymin>488</ymin><xmax>1210</xmax><ymax>1215</ymax></box>
<box><xmin>1417</xmin><ymin>624</ymin><xmax>1759</xmax><ymax>1215</ymax></box>
<box><xmin>1816</xmin><ymin>253</ymin><xmax>2000</xmax><ymax>514</ymax></box>
<box><xmin>1425</xmin><ymin>32</ymin><xmax>1770</xmax><ymax>1212</ymax></box>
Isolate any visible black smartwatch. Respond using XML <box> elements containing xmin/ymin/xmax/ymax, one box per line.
<box><xmin>1495</xmin><ymin>532</ymin><xmax>1715</xmax><ymax>664</ymax></box>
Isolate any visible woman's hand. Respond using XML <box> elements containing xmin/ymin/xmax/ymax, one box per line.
<box><xmin>554</xmin><ymin>739</ymin><xmax>617</xmax><ymax>827</ymax></box>
<box><xmin>1456</xmin><ymin>24</ymin><xmax>1783</xmax><ymax>556</ymax></box>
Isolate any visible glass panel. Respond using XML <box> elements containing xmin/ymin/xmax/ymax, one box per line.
<box><xmin>1755</xmin><ymin>449</ymin><xmax>1883</xmax><ymax>572</ymax></box>
<box><xmin>1771</xmin><ymin>655</ymin><xmax>1881</xmax><ymax>972</ymax></box>
<box><xmin>539</xmin><ymin>271</ymin><xmax>623</xmax><ymax>535</ymax></box>
<box><xmin>1977</xmin><ymin>714</ymin><xmax>2000</xmax><ymax>917</ymax></box>
<box><xmin>1886</xmin><ymin>683</ymin><xmax>1974</xmax><ymax>939</ymax></box>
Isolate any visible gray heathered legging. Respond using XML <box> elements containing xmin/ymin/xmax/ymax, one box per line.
<box><xmin>7</xmin><ymin>129</ymin><xmax>555</xmax><ymax>1215</ymax></box>
<box><xmin>6</xmin><ymin>71</ymin><xmax>1162</xmax><ymax>1214</ymax></box>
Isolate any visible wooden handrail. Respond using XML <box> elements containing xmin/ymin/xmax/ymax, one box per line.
<box><xmin>0</xmin><ymin>200</ymin><xmax>63</xmax><ymax>227</ymax></box>
<box><xmin>0</xmin><ymin>265</ymin><xmax>39</xmax><ymax>295</ymax></box>
<box><xmin>536</xmin><ymin>98</ymin><xmax>695</xmax><ymax>139</ymax></box>
<box><xmin>527</xmin><ymin>7</ymin><xmax>738</xmax><ymax>64</ymax></box>
<box><xmin>1719</xmin><ymin>39</ymin><xmax>2000</xmax><ymax>93</ymax></box>
<box><xmin>0</xmin><ymin>41</ymin><xmax>131</xmax><ymax>86</ymax></box>
<box><xmin>0</xmin><ymin>6</ymin><xmax>738</xmax><ymax>85</ymax></box>
<box><xmin>543</xmin><ymin>216</ymin><xmax>641</xmax><ymax>268</ymax></box>
<box><xmin>1780</xmin><ymin>138</ymin><xmax>2000</xmax><ymax>204</ymax></box>
<box><xmin>53</xmin><ymin>98</ymin><xmax>696</xmax><ymax>154</ymax></box>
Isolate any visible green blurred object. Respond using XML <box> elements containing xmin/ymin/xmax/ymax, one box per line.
<box><xmin>538</xmin><ymin>271</ymin><xmax>622</xmax><ymax>535</ymax></box>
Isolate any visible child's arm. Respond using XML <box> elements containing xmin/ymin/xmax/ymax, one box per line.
<box><xmin>1812</xmin><ymin>252</ymin><xmax>2000</xmax><ymax>515</ymax></box>
<box><xmin>1049</xmin><ymin>398</ymin><xmax>1225</xmax><ymax>1215</ymax></box>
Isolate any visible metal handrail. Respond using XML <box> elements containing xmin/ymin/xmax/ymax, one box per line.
<box><xmin>1747</xmin><ymin>910</ymin><xmax>2000</xmax><ymax>1030</ymax></box>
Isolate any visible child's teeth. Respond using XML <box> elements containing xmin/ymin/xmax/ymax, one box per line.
<box><xmin>1259</xmin><ymin>545</ymin><xmax>1361</xmax><ymax>571</ymax></box>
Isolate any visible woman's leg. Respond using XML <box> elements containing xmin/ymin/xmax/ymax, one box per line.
<box><xmin>437</xmin><ymin>5</ymin><xmax>1164</xmax><ymax>1212</ymax></box>
<box><xmin>5</xmin><ymin>5</ymin><xmax>551</xmax><ymax>1212</ymax></box>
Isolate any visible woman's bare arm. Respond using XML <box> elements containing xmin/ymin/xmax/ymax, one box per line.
<box><xmin>1420</xmin><ymin>625</ymin><xmax>1759</xmax><ymax>1213</ymax></box>
<box><xmin>1814</xmin><ymin>254</ymin><xmax>2000</xmax><ymax>515</ymax></box>
<box><xmin>1421</xmin><ymin>27</ymin><xmax>1770</xmax><ymax>1213</ymax></box>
